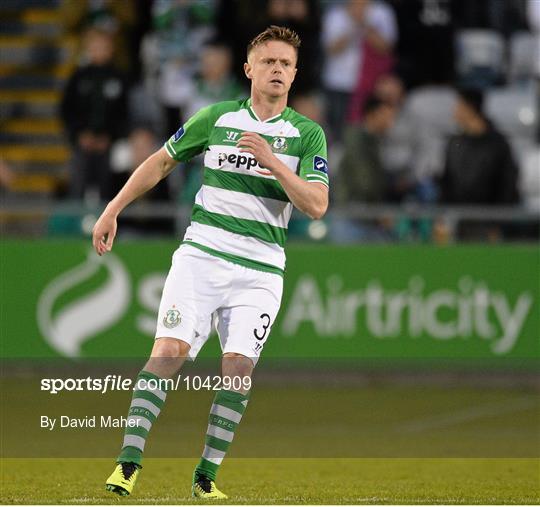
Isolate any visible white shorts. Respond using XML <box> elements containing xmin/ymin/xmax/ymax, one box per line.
<box><xmin>155</xmin><ymin>244</ymin><xmax>283</xmax><ymax>365</ymax></box>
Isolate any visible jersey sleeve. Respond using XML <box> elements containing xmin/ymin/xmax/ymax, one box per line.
<box><xmin>298</xmin><ymin>124</ymin><xmax>329</xmax><ymax>187</ymax></box>
<box><xmin>164</xmin><ymin>105</ymin><xmax>213</xmax><ymax>162</ymax></box>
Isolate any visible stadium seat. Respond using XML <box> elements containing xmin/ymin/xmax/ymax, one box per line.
<box><xmin>486</xmin><ymin>84</ymin><xmax>537</xmax><ymax>140</ymax></box>
<box><xmin>455</xmin><ymin>29</ymin><xmax>505</xmax><ymax>88</ymax></box>
<box><xmin>0</xmin><ymin>1</ymin><xmax>75</xmax><ymax>198</ymax></box>
<box><xmin>508</xmin><ymin>31</ymin><xmax>540</xmax><ymax>83</ymax></box>
<box><xmin>518</xmin><ymin>144</ymin><xmax>540</xmax><ymax>211</ymax></box>
<box><xmin>401</xmin><ymin>86</ymin><xmax>457</xmax><ymax>179</ymax></box>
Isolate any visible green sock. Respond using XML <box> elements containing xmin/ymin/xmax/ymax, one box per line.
<box><xmin>194</xmin><ymin>389</ymin><xmax>250</xmax><ymax>481</ymax></box>
<box><xmin>117</xmin><ymin>370</ymin><xmax>167</xmax><ymax>466</ymax></box>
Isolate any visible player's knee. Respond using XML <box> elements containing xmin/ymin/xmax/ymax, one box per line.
<box><xmin>222</xmin><ymin>352</ymin><xmax>254</xmax><ymax>378</ymax></box>
<box><xmin>152</xmin><ymin>337</ymin><xmax>190</xmax><ymax>358</ymax></box>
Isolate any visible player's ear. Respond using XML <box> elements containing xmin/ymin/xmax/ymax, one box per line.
<box><xmin>244</xmin><ymin>62</ymin><xmax>253</xmax><ymax>80</ymax></box>
<box><xmin>290</xmin><ymin>54</ymin><xmax>298</xmax><ymax>82</ymax></box>
<box><xmin>288</xmin><ymin>65</ymin><xmax>297</xmax><ymax>85</ymax></box>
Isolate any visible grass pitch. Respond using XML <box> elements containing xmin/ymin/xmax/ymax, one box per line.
<box><xmin>1</xmin><ymin>376</ymin><xmax>539</xmax><ymax>503</ymax></box>
<box><xmin>1</xmin><ymin>458</ymin><xmax>539</xmax><ymax>504</ymax></box>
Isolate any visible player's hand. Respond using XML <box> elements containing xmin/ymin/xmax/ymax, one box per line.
<box><xmin>92</xmin><ymin>211</ymin><xmax>117</xmax><ymax>256</ymax></box>
<box><xmin>237</xmin><ymin>132</ymin><xmax>278</xmax><ymax>170</ymax></box>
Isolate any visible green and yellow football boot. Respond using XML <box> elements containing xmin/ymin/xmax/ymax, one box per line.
<box><xmin>105</xmin><ymin>462</ymin><xmax>141</xmax><ymax>496</ymax></box>
<box><xmin>192</xmin><ymin>472</ymin><xmax>228</xmax><ymax>499</ymax></box>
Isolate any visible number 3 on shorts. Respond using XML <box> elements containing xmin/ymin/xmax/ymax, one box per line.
<box><xmin>253</xmin><ymin>313</ymin><xmax>271</xmax><ymax>340</ymax></box>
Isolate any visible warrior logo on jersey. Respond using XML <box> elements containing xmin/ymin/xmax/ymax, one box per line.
<box><xmin>163</xmin><ymin>308</ymin><xmax>181</xmax><ymax>328</ymax></box>
<box><xmin>272</xmin><ymin>136</ymin><xmax>288</xmax><ymax>153</ymax></box>
<box><xmin>313</xmin><ymin>155</ymin><xmax>328</xmax><ymax>174</ymax></box>
<box><xmin>224</xmin><ymin>130</ymin><xmax>239</xmax><ymax>142</ymax></box>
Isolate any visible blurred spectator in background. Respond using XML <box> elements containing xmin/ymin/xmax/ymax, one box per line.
<box><xmin>374</xmin><ymin>75</ymin><xmax>437</xmax><ymax>241</ymax></box>
<box><xmin>176</xmin><ymin>40</ymin><xmax>245</xmax><ymax>120</ymax></box>
<box><xmin>110</xmin><ymin>127</ymin><xmax>175</xmax><ymax>236</ymax></box>
<box><xmin>321</xmin><ymin>0</ymin><xmax>362</xmax><ymax>142</ymax></box>
<box><xmin>347</xmin><ymin>1</ymin><xmax>397</xmax><ymax>125</ymax></box>
<box><xmin>336</xmin><ymin>95</ymin><xmax>396</xmax><ymax>204</ymax></box>
<box><xmin>323</xmin><ymin>0</ymin><xmax>396</xmax><ymax>143</ymax></box>
<box><xmin>144</xmin><ymin>0</ymin><xmax>216</xmax><ymax>135</ymax></box>
<box><xmin>60</xmin><ymin>0</ymin><xmax>137</xmax><ymax>76</ymax></box>
<box><xmin>60</xmin><ymin>27</ymin><xmax>129</xmax><ymax>202</ymax></box>
<box><xmin>374</xmin><ymin>74</ymin><xmax>419</xmax><ymax>202</ymax></box>
<box><xmin>439</xmin><ymin>88</ymin><xmax>520</xmax><ymax>205</ymax></box>
<box><xmin>372</xmin><ymin>73</ymin><xmax>404</xmax><ymax>108</ymax></box>
<box><xmin>331</xmin><ymin>95</ymin><xmax>397</xmax><ymax>243</ymax></box>
<box><xmin>390</xmin><ymin>0</ymin><xmax>456</xmax><ymax>89</ymax></box>
<box><xmin>375</xmin><ymin>74</ymin><xmax>447</xmax><ymax>204</ymax></box>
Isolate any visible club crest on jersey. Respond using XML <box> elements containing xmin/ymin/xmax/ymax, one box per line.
<box><xmin>163</xmin><ymin>308</ymin><xmax>181</xmax><ymax>328</ymax></box>
<box><xmin>173</xmin><ymin>127</ymin><xmax>185</xmax><ymax>142</ymax></box>
<box><xmin>272</xmin><ymin>136</ymin><xmax>288</xmax><ymax>153</ymax></box>
<box><xmin>313</xmin><ymin>155</ymin><xmax>328</xmax><ymax>174</ymax></box>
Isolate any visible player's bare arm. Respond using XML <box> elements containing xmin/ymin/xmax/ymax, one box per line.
<box><xmin>92</xmin><ymin>147</ymin><xmax>176</xmax><ymax>256</ymax></box>
<box><xmin>237</xmin><ymin>131</ymin><xmax>328</xmax><ymax>219</ymax></box>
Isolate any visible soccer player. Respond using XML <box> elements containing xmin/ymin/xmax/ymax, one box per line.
<box><xmin>93</xmin><ymin>26</ymin><xmax>329</xmax><ymax>499</ymax></box>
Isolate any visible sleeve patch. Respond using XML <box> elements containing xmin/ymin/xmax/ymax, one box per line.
<box><xmin>313</xmin><ymin>155</ymin><xmax>328</xmax><ymax>174</ymax></box>
<box><xmin>173</xmin><ymin>127</ymin><xmax>185</xmax><ymax>141</ymax></box>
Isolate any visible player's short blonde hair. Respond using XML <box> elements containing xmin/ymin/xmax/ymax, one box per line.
<box><xmin>247</xmin><ymin>25</ymin><xmax>301</xmax><ymax>58</ymax></box>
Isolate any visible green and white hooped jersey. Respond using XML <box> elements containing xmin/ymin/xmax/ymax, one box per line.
<box><xmin>164</xmin><ymin>98</ymin><xmax>329</xmax><ymax>276</ymax></box>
